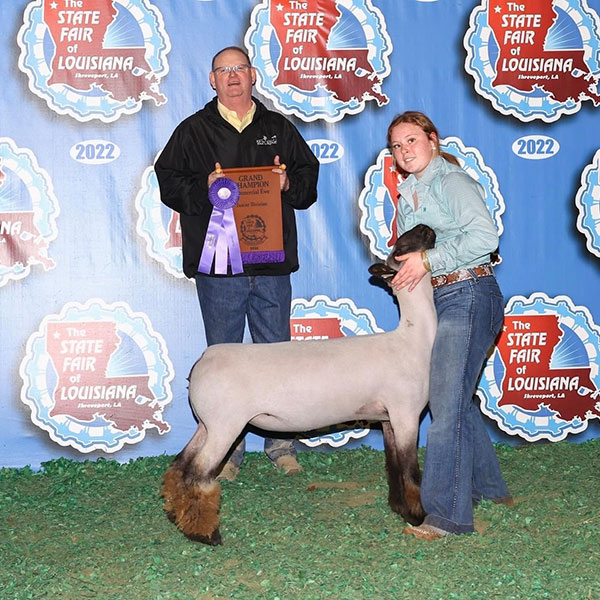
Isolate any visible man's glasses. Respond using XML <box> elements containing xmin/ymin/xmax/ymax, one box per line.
<box><xmin>212</xmin><ymin>64</ymin><xmax>252</xmax><ymax>76</ymax></box>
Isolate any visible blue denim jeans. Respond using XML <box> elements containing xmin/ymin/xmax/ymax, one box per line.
<box><xmin>194</xmin><ymin>273</ymin><xmax>297</xmax><ymax>467</ymax></box>
<box><xmin>421</xmin><ymin>275</ymin><xmax>510</xmax><ymax>534</ymax></box>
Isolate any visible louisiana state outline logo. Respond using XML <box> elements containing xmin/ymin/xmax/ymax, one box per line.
<box><xmin>575</xmin><ymin>149</ymin><xmax>600</xmax><ymax>258</ymax></box>
<box><xmin>478</xmin><ymin>294</ymin><xmax>600</xmax><ymax>441</ymax></box>
<box><xmin>135</xmin><ymin>164</ymin><xmax>185</xmax><ymax>279</ymax></box>
<box><xmin>20</xmin><ymin>299</ymin><xmax>174</xmax><ymax>453</ymax></box>
<box><xmin>291</xmin><ymin>295</ymin><xmax>382</xmax><ymax>446</ymax></box>
<box><xmin>464</xmin><ymin>0</ymin><xmax>600</xmax><ymax>122</ymax></box>
<box><xmin>358</xmin><ymin>138</ymin><xmax>505</xmax><ymax>260</ymax></box>
<box><xmin>0</xmin><ymin>137</ymin><xmax>59</xmax><ymax>287</ymax></box>
<box><xmin>245</xmin><ymin>0</ymin><xmax>392</xmax><ymax>122</ymax></box>
<box><xmin>17</xmin><ymin>0</ymin><xmax>171</xmax><ymax>122</ymax></box>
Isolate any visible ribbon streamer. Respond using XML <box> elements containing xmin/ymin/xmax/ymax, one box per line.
<box><xmin>198</xmin><ymin>178</ymin><xmax>243</xmax><ymax>275</ymax></box>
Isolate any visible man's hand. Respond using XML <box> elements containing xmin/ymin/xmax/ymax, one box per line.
<box><xmin>207</xmin><ymin>162</ymin><xmax>224</xmax><ymax>188</ymax></box>
<box><xmin>273</xmin><ymin>155</ymin><xmax>290</xmax><ymax>192</ymax></box>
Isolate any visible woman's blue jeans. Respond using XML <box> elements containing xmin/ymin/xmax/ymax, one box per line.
<box><xmin>194</xmin><ymin>273</ymin><xmax>298</xmax><ymax>467</ymax></box>
<box><xmin>421</xmin><ymin>275</ymin><xmax>510</xmax><ymax>534</ymax></box>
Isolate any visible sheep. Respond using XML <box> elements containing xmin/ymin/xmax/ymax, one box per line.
<box><xmin>162</xmin><ymin>224</ymin><xmax>437</xmax><ymax>545</ymax></box>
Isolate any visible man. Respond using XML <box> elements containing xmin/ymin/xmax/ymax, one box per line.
<box><xmin>155</xmin><ymin>46</ymin><xmax>319</xmax><ymax>480</ymax></box>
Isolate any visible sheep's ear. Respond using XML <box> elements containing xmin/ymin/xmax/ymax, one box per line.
<box><xmin>368</xmin><ymin>263</ymin><xmax>395</xmax><ymax>281</ymax></box>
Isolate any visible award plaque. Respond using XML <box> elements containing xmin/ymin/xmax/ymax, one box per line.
<box><xmin>221</xmin><ymin>165</ymin><xmax>285</xmax><ymax>264</ymax></box>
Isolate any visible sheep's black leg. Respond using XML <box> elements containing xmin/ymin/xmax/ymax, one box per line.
<box><xmin>382</xmin><ymin>421</ymin><xmax>425</xmax><ymax>526</ymax></box>
<box><xmin>382</xmin><ymin>422</ymin><xmax>404</xmax><ymax>513</ymax></box>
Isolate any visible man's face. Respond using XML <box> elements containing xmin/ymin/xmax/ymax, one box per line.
<box><xmin>209</xmin><ymin>49</ymin><xmax>256</xmax><ymax>107</ymax></box>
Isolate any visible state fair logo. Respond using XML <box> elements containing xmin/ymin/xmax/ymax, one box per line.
<box><xmin>464</xmin><ymin>0</ymin><xmax>600</xmax><ymax>123</ymax></box>
<box><xmin>358</xmin><ymin>138</ymin><xmax>505</xmax><ymax>260</ymax></box>
<box><xmin>0</xmin><ymin>137</ymin><xmax>59</xmax><ymax>287</ymax></box>
<box><xmin>291</xmin><ymin>295</ymin><xmax>382</xmax><ymax>446</ymax></box>
<box><xmin>575</xmin><ymin>149</ymin><xmax>600</xmax><ymax>258</ymax></box>
<box><xmin>245</xmin><ymin>0</ymin><xmax>392</xmax><ymax>122</ymax></box>
<box><xmin>19</xmin><ymin>299</ymin><xmax>174</xmax><ymax>453</ymax></box>
<box><xmin>478</xmin><ymin>294</ymin><xmax>600</xmax><ymax>442</ymax></box>
<box><xmin>135</xmin><ymin>164</ymin><xmax>184</xmax><ymax>278</ymax></box>
<box><xmin>17</xmin><ymin>0</ymin><xmax>171</xmax><ymax>123</ymax></box>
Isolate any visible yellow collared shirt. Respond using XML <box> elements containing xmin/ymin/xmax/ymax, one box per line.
<box><xmin>217</xmin><ymin>100</ymin><xmax>256</xmax><ymax>133</ymax></box>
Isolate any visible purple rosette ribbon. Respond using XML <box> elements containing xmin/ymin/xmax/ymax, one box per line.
<box><xmin>198</xmin><ymin>177</ymin><xmax>244</xmax><ymax>275</ymax></box>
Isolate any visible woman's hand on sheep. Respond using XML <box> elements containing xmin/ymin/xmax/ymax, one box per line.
<box><xmin>391</xmin><ymin>252</ymin><xmax>428</xmax><ymax>292</ymax></box>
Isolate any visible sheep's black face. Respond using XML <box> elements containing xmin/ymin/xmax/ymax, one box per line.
<box><xmin>368</xmin><ymin>262</ymin><xmax>395</xmax><ymax>280</ymax></box>
<box><xmin>368</xmin><ymin>224</ymin><xmax>436</xmax><ymax>281</ymax></box>
<box><xmin>390</xmin><ymin>224</ymin><xmax>436</xmax><ymax>257</ymax></box>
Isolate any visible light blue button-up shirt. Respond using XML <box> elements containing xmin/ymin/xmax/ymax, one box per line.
<box><xmin>396</xmin><ymin>155</ymin><xmax>498</xmax><ymax>276</ymax></box>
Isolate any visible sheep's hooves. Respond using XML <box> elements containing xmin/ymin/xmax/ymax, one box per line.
<box><xmin>165</xmin><ymin>510</ymin><xmax>177</xmax><ymax>524</ymax></box>
<box><xmin>388</xmin><ymin>500</ymin><xmax>403</xmax><ymax>516</ymax></box>
<box><xmin>403</xmin><ymin>512</ymin><xmax>425</xmax><ymax>527</ymax></box>
<box><xmin>185</xmin><ymin>529</ymin><xmax>222</xmax><ymax>546</ymax></box>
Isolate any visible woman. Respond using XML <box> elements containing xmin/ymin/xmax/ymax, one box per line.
<box><xmin>388</xmin><ymin>111</ymin><xmax>512</xmax><ymax>539</ymax></box>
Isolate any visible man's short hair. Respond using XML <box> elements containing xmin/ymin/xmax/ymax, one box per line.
<box><xmin>211</xmin><ymin>46</ymin><xmax>252</xmax><ymax>71</ymax></box>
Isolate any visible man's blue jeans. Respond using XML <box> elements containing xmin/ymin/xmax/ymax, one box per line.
<box><xmin>194</xmin><ymin>273</ymin><xmax>298</xmax><ymax>467</ymax></box>
<box><xmin>421</xmin><ymin>275</ymin><xmax>510</xmax><ymax>534</ymax></box>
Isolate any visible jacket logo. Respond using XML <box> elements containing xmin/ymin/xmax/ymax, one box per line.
<box><xmin>256</xmin><ymin>135</ymin><xmax>277</xmax><ymax>146</ymax></box>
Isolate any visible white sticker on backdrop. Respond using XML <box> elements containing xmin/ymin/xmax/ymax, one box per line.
<box><xmin>306</xmin><ymin>139</ymin><xmax>345</xmax><ymax>164</ymax></box>
<box><xmin>70</xmin><ymin>140</ymin><xmax>121</xmax><ymax>165</ymax></box>
<box><xmin>512</xmin><ymin>135</ymin><xmax>560</xmax><ymax>160</ymax></box>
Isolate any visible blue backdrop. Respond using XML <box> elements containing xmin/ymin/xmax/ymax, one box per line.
<box><xmin>2</xmin><ymin>0</ymin><xmax>599</xmax><ymax>469</ymax></box>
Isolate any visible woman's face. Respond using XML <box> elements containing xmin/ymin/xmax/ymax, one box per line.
<box><xmin>390</xmin><ymin>122</ymin><xmax>437</xmax><ymax>179</ymax></box>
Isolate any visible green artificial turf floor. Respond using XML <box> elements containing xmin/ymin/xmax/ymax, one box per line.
<box><xmin>1</xmin><ymin>439</ymin><xmax>598</xmax><ymax>599</ymax></box>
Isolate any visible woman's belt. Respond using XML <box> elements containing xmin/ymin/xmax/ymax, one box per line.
<box><xmin>431</xmin><ymin>264</ymin><xmax>494</xmax><ymax>289</ymax></box>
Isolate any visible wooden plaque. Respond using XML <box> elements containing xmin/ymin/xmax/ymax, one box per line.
<box><xmin>222</xmin><ymin>165</ymin><xmax>285</xmax><ymax>264</ymax></box>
